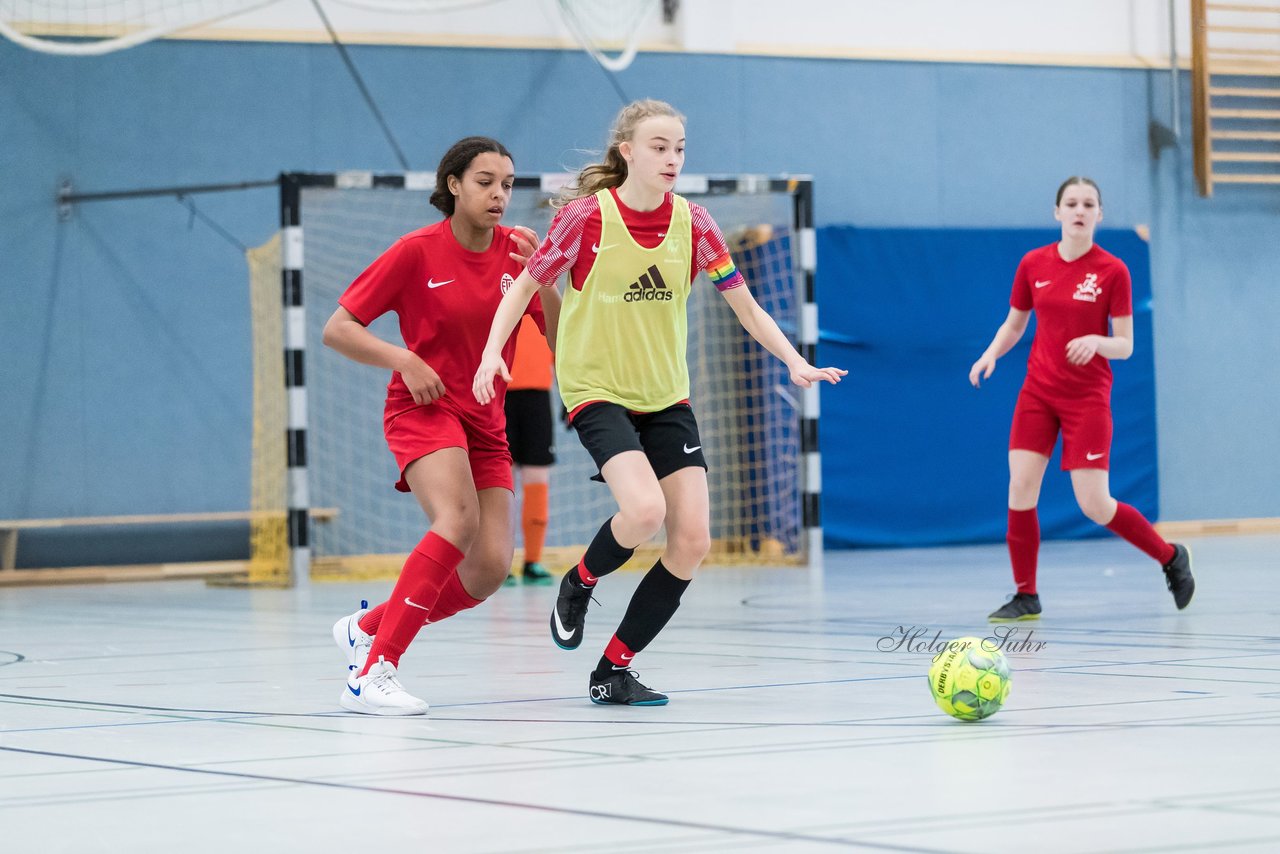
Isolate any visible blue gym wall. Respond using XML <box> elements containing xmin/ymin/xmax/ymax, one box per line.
<box><xmin>2</xmin><ymin>39</ymin><xmax>1278</xmax><ymax>563</ymax></box>
<box><xmin>819</xmin><ymin>226</ymin><xmax>1159</xmax><ymax>548</ymax></box>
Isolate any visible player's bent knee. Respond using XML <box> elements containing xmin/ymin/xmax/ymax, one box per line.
<box><xmin>1077</xmin><ymin>499</ymin><xmax>1112</xmax><ymax>525</ymax></box>
<box><xmin>471</xmin><ymin>550</ymin><xmax>513</xmax><ymax>594</ymax></box>
<box><xmin>434</xmin><ymin>506</ymin><xmax>481</xmax><ymax>551</ymax></box>
<box><xmin>1008</xmin><ymin>479</ymin><xmax>1041</xmax><ymax>506</ymax></box>
<box><xmin>1008</xmin><ymin>492</ymin><xmax>1037</xmax><ymax>509</ymax></box>
<box><xmin>622</xmin><ymin>498</ymin><xmax>667</xmax><ymax>539</ymax></box>
<box><xmin>670</xmin><ymin>528</ymin><xmax>711</xmax><ymax>563</ymax></box>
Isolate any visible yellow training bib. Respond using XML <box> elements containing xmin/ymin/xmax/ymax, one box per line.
<box><xmin>556</xmin><ymin>190</ymin><xmax>694</xmax><ymax>413</ymax></box>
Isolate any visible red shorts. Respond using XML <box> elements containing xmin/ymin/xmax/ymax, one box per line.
<box><xmin>1009</xmin><ymin>388</ymin><xmax>1112</xmax><ymax>471</ymax></box>
<box><xmin>383</xmin><ymin>398</ymin><xmax>513</xmax><ymax>493</ymax></box>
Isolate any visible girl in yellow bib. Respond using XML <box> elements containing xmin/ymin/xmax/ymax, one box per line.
<box><xmin>474</xmin><ymin>100</ymin><xmax>845</xmax><ymax>705</ymax></box>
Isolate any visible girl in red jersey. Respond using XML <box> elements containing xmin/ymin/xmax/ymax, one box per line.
<box><xmin>474</xmin><ymin>100</ymin><xmax>845</xmax><ymax>705</ymax></box>
<box><xmin>323</xmin><ymin>137</ymin><xmax>557</xmax><ymax>715</ymax></box>
<box><xmin>970</xmin><ymin>176</ymin><xmax>1194</xmax><ymax>622</ymax></box>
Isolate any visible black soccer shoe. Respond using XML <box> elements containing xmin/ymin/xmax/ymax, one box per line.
<box><xmin>550</xmin><ymin>569</ymin><xmax>594</xmax><ymax>650</ymax></box>
<box><xmin>1163</xmin><ymin>543</ymin><xmax>1195</xmax><ymax>610</ymax></box>
<box><xmin>988</xmin><ymin>592</ymin><xmax>1042</xmax><ymax>622</ymax></box>
<box><xmin>589</xmin><ymin>669</ymin><xmax>669</xmax><ymax>706</ymax></box>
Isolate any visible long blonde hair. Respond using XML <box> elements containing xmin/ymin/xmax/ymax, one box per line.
<box><xmin>555</xmin><ymin>99</ymin><xmax>686</xmax><ymax>208</ymax></box>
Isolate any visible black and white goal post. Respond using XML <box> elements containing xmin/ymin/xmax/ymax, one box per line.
<box><xmin>793</xmin><ymin>179</ymin><xmax>824</xmax><ymax>569</ymax></box>
<box><xmin>279</xmin><ymin>173</ymin><xmax>311</xmax><ymax>588</ymax></box>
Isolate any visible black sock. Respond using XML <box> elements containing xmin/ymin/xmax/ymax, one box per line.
<box><xmin>594</xmin><ymin>560</ymin><xmax>690</xmax><ymax>678</ymax></box>
<box><xmin>575</xmin><ymin>516</ymin><xmax>635</xmax><ymax>585</ymax></box>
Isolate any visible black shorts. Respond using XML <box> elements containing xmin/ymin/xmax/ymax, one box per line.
<box><xmin>504</xmin><ymin>389</ymin><xmax>555</xmax><ymax>467</ymax></box>
<box><xmin>571</xmin><ymin>401</ymin><xmax>707</xmax><ymax>482</ymax></box>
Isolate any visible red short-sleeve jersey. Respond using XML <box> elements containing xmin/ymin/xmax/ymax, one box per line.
<box><xmin>1011</xmin><ymin>243</ymin><xmax>1133</xmax><ymax>402</ymax></box>
<box><xmin>339</xmin><ymin>220</ymin><xmax>543</xmax><ymax>431</ymax></box>
<box><xmin>525</xmin><ymin>187</ymin><xmax>746</xmax><ymax>292</ymax></box>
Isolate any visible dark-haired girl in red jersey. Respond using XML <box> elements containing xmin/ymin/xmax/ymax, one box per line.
<box><xmin>323</xmin><ymin>136</ymin><xmax>558</xmax><ymax>715</ymax></box>
<box><xmin>970</xmin><ymin>176</ymin><xmax>1194</xmax><ymax>622</ymax></box>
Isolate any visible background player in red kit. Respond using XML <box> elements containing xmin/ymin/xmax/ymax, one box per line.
<box><xmin>970</xmin><ymin>176</ymin><xmax>1194</xmax><ymax>622</ymax></box>
<box><xmin>322</xmin><ymin>137</ymin><xmax>557</xmax><ymax>715</ymax></box>
<box><xmin>474</xmin><ymin>100</ymin><xmax>845</xmax><ymax>705</ymax></box>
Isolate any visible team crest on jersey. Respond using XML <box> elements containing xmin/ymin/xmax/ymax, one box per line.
<box><xmin>1072</xmin><ymin>273</ymin><xmax>1101</xmax><ymax>303</ymax></box>
<box><xmin>500</xmin><ymin>273</ymin><xmax>515</xmax><ymax>294</ymax></box>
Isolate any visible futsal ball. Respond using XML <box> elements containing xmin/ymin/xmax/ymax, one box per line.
<box><xmin>927</xmin><ymin>637</ymin><xmax>1011</xmax><ymax>721</ymax></box>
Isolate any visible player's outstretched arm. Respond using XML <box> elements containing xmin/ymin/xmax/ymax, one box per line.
<box><xmin>719</xmin><ymin>285</ymin><xmax>846</xmax><ymax>387</ymax></box>
<box><xmin>969</xmin><ymin>307</ymin><xmax>1031</xmax><ymax>388</ymax></box>
<box><xmin>473</xmin><ymin>269</ymin><xmax>541</xmax><ymax>405</ymax></box>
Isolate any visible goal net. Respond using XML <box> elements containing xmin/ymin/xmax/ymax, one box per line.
<box><xmin>246</xmin><ymin>172</ymin><xmax>818</xmax><ymax>585</ymax></box>
<box><xmin>0</xmin><ymin>0</ymin><xmax>272</xmax><ymax>55</ymax></box>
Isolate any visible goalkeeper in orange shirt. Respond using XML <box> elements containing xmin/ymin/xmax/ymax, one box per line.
<box><xmin>503</xmin><ymin>314</ymin><xmax>557</xmax><ymax>585</ymax></box>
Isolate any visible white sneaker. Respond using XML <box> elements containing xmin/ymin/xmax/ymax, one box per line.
<box><xmin>332</xmin><ymin>601</ymin><xmax>373</xmax><ymax>673</ymax></box>
<box><xmin>339</xmin><ymin>657</ymin><xmax>429</xmax><ymax>716</ymax></box>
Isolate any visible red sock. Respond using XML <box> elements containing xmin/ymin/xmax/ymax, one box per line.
<box><xmin>602</xmin><ymin>635</ymin><xmax>636</xmax><ymax>669</ymax></box>
<box><xmin>358</xmin><ymin>570</ymin><xmax>485</xmax><ymax>634</ymax></box>
<box><xmin>359</xmin><ymin>531</ymin><xmax>463</xmax><ymax>676</ymax></box>
<box><xmin>428</xmin><ymin>569</ymin><xmax>484</xmax><ymax>624</ymax></box>
<box><xmin>1106</xmin><ymin>502</ymin><xmax>1176</xmax><ymax>564</ymax></box>
<box><xmin>576</xmin><ymin>558</ymin><xmax>599</xmax><ymax>587</ymax></box>
<box><xmin>357</xmin><ymin>602</ymin><xmax>385</xmax><ymax>635</ymax></box>
<box><xmin>1007</xmin><ymin>508</ymin><xmax>1040</xmax><ymax>595</ymax></box>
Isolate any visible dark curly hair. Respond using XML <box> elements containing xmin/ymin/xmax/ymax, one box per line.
<box><xmin>430</xmin><ymin>136</ymin><xmax>514</xmax><ymax>216</ymax></box>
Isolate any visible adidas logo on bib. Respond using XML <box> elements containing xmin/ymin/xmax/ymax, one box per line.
<box><xmin>625</xmin><ymin>264</ymin><xmax>673</xmax><ymax>302</ymax></box>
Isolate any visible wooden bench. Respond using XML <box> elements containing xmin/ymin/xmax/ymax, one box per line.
<box><xmin>0</xmin><ymin>508</ymin><xmax>339</xmax><ymax>577</ymax></box>
<box><xmin>1155</xmin><ymin>517</ymin><xmax>1280</xmax><ymax>538</ymax></box>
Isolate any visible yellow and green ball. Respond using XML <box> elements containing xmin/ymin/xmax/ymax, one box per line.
<box><xmin>928</xmin><ymin>637</ymin><xmax>1012</xmax><ymax>721</ymax></box>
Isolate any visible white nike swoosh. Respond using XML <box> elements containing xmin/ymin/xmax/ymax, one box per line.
<box><xmin>553</xmin><ymin>607</ymin><xmax>576</xmax><ymax>642</ymax></box>
<box><xmin>404</xmin><ymin>596</ymin><xmax>431</xmax><ymax>611</ymax></box>
<box><xmin>591</xmin><ymin>244</ymin><xmax>615</xmax><ymax>254</ymax></box>
<box><xmin>1086</xmin><ymin>452</ymin><xmax>1105</xmax><ymax>460</ymax></box>
<box><xmin>683</xmin><ymin>444</ymin><xmax>701</xmax><ymax>454</ymax></box>
<box><xmin>620</xmin><ymin>653</ymin><xmax>633</xmax><ymax>661</ymax></box>
<box><xmin>427</xmin><ymin>278</ymin><xmax>454</xmax><ymax>289</ymax></box>
<box><xmin>1034</xmin><ymin>280</ymin><xmax>1051</xmax><ymax>288</ymax></box>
